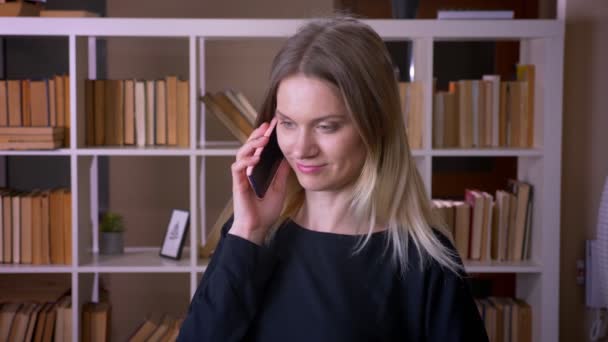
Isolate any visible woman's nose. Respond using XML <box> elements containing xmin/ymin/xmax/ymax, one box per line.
<box><xmin>291</xmin><ymin>130</ymin><xmax>318</xmax><ymax>159</ymax></box>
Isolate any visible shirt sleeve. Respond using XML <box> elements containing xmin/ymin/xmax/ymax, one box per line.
<box><xmin>424</xmin><ymin>235</ymin><xmax>489</xmax><ymax>342</ymax></box>
<box><xmin>177</xmin><ymin>216</ymin><xmax>278</xmax><ymax>341</ymax></box>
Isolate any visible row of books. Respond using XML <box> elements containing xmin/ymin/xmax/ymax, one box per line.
<box><xmin>0</xmin><ymin>294</ymin><xmax>72</xmax><ymax>342</ymax></box>
<box><xmin>474</xmin><ymin>297</ymin><xmax>532</xmax><ymax>342</ymax></box>
<box><xmin>0</xmin><ymin>188</ymin><xmax>72</xmax><ymax>265</ymax></box>
<box><xmin>129</xmin><ymin>313</ymin><xmax>183</xmax><ymax>342</ymax></box>
<box><xmin>432</xmin><ymin>179</ymin><xmax>533</xmax><ymax>262</ymax></box>
<box><xmin>84</xmin><ymin>77</ymin><xmax>190</xmax><ymax>147</ymax></box>
<box><xmin>0</xmin><ymin>76</ymin><xmax>71</xmax><ymax>147</ymax></box>
<box><xmin>433</xmin><ymin>64</ymin><xmax>535</xmax><ymax>149</ymax></box>
<box><xmin>201</xmin><ymin>90</ymin><xmax>257</xmax><ymax>143</ymax></box>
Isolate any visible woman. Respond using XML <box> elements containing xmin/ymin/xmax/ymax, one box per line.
<box><xmin>179</xmin><ymin>16</ymin><xmax>488</xmax><ymax>341</ymax></box>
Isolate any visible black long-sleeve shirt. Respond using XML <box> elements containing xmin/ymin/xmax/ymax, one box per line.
<box><xmin>178</xmin><ymin>217</ymin><xmax>488</xmax><ymax>341</ymax></box>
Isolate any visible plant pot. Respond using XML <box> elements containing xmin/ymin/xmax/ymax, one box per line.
<box><xmin>100</xmin><ymin>232</ymin><xmax>124</xmax><ymax>255</ymax></box>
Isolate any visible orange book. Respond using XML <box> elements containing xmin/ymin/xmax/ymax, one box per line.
<box><xmin>49</xmin><ymin>189</ymin><xmax>65</xmax><ymax>265</ymax></box>
<box><xmin>63</xmin><ymin>189</ymin><xmax>72</xmax><ymax>265</ymax></box>
<box><xmin>21</xmin><ymin>80</ymin><xmax>32</xmax><ymax>127</ymax></box>
<box><xmin>31</xmin><ymin>193</ymin><xmax>43</xmax><ymax>265</ymax></box>
<box><xmin>20</xmin><ymin>194</ymin><xmax>33</xmax><ymax>264</ymax></box>
<box><xmin>155</xmin><ymin>80</ymin><xmax>167</xmax><ymax>145</ymax></box>
<box><xmin>176</xmin><ymin>80</ymin><xmax>190</xmax><ymax>148</ymax></box>
<box><xmin>166</xmin><ymin>76</ymin><xmax>178</xmax><ymax>146</ymax></box>
<box><xmin>0</xmin><ymin>80</ymin><xmax>8</xmax><ymax>126</ymax></box>
<box><xmin>29</xmin><ymin>80</ymin><xmax>50</xmax><ymax>126</ymax></box>
<box><xmin>7</xmin><ymin>80</ymin><xmax>22</xmax><ymax>127</ymax></box>
<box><xmin>63</xmin><ymin>75</ymin><xmax>70</xmax><ymax>146</ymax></box>
<box><xmin>124</xmin><ymin>80</ymin><xmax>136</xmax><ymax>145</ymax></box>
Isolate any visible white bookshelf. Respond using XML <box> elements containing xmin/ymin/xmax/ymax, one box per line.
<box><xmin>0</xmin><ymin>18</ymin><xmax>564</xmax><ymax>342</ymax></box>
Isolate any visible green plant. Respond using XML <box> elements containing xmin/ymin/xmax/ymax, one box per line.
<box><xmin>100</xmin><ymin>212</ymin><xmax>125</xmax><ymax>233</ymax></box>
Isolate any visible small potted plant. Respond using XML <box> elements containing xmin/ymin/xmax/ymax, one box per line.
<box><xmin>99</xmin><ymin>212</ymin><xmax>125</xmax><ymax>255</ymax></box>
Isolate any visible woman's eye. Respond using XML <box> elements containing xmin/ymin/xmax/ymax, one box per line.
<box><xmin>280</xmin><ymin>121</ymin><xmax>295</xmax><ymax>129</ymax></box>
<box><xmin>318</xmin><ymin>124</ymin><xmax>338</xmax><ymax>132</ymax></box>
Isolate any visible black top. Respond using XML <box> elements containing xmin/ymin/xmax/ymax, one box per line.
<box><xmin>178</xmin><ymin>217</ymin><xmax>488</xmax><ymax>342</ymax></box>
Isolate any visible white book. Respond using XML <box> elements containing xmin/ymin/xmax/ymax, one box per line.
<box><xmin>145</xmin><ymin>80</ymin><xmax>156</xmax><ymax>146</ymax></box>
<box><xmin>135</xmin><ymin>81</ymin><xmax>146</xmax><ymax>147</ymax></box>
<box><xmin>438</xmin><ymin>10</ymin><xmax>514</xmax><ymax>20</ymax></box>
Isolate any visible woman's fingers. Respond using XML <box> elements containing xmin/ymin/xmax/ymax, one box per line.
<box><xmin>237</xmin><ymin>135</ymin><xmax>268</xmax><ymax>160</ymax></box>
<box><xmin>231</xmin><ymin>154</ymin><xmax>261</xmax><ymax>191</ymax></box>
<box><xmin>236</xmin><ymin>124</ymin><xmax>270</xmax><ymax>160</ymax></box>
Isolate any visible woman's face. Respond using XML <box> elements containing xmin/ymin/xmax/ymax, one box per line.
<box><xmin>275</xmin><ymin>74</ymin><xmax>366</xmax><ymax>192</ymax></box>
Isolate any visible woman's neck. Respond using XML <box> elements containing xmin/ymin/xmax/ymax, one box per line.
<box><xmin>293</xmin><ymin>189</ymin><xmax>382</xmax><ymax>235</ymax></box>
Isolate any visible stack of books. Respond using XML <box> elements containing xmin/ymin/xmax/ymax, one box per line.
<box><xmin>0</xmin><ymin>127</ymin><xmax>65</xmax><ymax>150</ymax></box>
<box><xmin>200</xmin><ymin>89</ymin><xmax>257</xmax><ymax>143</ymax></box>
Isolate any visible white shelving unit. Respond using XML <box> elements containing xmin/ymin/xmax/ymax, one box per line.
<box><xmin>0</xmin><ymin>18</ymin><xmax>564</xmax><ymax>341</ymax></box>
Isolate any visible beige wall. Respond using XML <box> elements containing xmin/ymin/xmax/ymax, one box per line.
<box><xmin>560</xmin><ymin>0</ymin><xmax>608</xmax><ymax>341</ymax></box>
<box><xmin>102</xmin><ymin>0</ymin><xmax>608</xmax><ymax>340</ymax></box>
<box><xmin>104</xmin><ymin>1</ymin><xmax>333</xmax><ymax>340</ymax></box>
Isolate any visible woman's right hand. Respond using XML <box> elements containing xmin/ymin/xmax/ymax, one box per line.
<box><xmin>228</xmin><ymin>119</ymin><xmax>291</xmax><ymax>245</ymax></box>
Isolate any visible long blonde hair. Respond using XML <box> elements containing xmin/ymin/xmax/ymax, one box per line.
<box><xmin>257</xmin><ymin>15</ymin><xmax>463</xmax><ymax>276</ymax></box>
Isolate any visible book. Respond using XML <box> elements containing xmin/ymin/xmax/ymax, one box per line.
<box><xmin>39</xmin><ymin>10</ymin><xmax>100</xmax><ymax>17</ymax></box>
<box><xmin>201</xmin><ymin>93</ymin><xmax>252</xmax><ymax>143</ymax></box>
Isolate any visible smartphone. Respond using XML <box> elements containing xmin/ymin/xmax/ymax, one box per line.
<box><xmin>247</xmin><ymin>119</ymin><xmax>284</xmax><ymax>198</ymax></box>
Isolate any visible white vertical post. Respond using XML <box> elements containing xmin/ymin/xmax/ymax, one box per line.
<box><xmin>189</xmin><ymin>35</ymin><xmax>199</xmax><ymax>296</ymax></box>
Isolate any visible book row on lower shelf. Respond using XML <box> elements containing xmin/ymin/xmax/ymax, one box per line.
<box><xmin>0</xmin><ymin>290</ymin><xmax>529</xmax><ymax>342</ymax></box>
<box><xmin>0</xmin><ymin>292</ymin><xmax>72</xmax><ymax>342</ymax></box>
<box><xmin>432</xmin><ymin>179</ymin><xmax>533</xmax><ymax>262</ymax></box>
<box><xmin>432</xmin><ymin>64</ymin><xmax>536</xmax><ymax>149</ymax></box>
<box><xmin>128</xmin><ymin>313</ymin><xmax>183</xmax><ymax>342</ymax></box>
<box><xmin>474</xmin><ymin>296</ymin><xmax>532</xmax><ymax>342</ymax></box>
<box><xmin>0</xmin><ymin>188</ymin><xmax>72</xmax><ymax>265</ymax></box>
<box><xmin>0</xmin><ymin>297</ymin><xmax>184</xmax><ymax>342</ymax></box>
<box><xmin>84</xmin><ymin>77</ymin><xmax>190</xmax><ymax>148</ymax></box>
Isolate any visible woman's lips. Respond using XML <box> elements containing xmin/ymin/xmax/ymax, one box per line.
<box><xmin>296</xmin><ymin>162</ymin><xmax>325</xmax><ymax>174</ymax></box>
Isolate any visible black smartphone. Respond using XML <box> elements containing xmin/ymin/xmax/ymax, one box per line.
<box><xmin>247</xmin><ymin>119</ymin><xmax>284</xmax><ymax>198</ymax></box>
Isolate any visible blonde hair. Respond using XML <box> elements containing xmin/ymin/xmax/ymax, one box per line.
<box><xmin>257</xmin><ymin>15</ymin><xmax>463</xmax><ymax>276</ymax></box>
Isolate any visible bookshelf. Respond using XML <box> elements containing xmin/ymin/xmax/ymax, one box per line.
<box><xmin>0</xmin><ymin>18</ymin><xmax>564</xmax><ymax>341</ymax></box>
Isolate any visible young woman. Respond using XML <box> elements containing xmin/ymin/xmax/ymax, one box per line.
<box><xmin>179</xmin><ymin>16</ymin><xmax>488</xmax><ymax>341</ymax></box>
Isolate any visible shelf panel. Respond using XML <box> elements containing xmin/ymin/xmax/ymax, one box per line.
<box><xmin>0</xmin><ymin>264</ymin><xmax>73</xmax><ymax>273</ymax></box>
<box><xmin>0</xmin><ymin>149</ymin><xmax>72</xmax><ymax>156</ymax></box>
<box><xmin>196</xmin><ymin>141</ymin><xmax>240</xmax><ymax>156</ymax></box>
<box><xmin>78</xmin><ymin>247</ymin><xmax>191</xmax><ymax>273</ymax></box>
<box><xmin>431</xmin><ymin>148</ymin><xmax>543</xmax><ymax>157</ymax></box>
<box><xmin>76</xmin><ymin>147</ymin><xmax>192</xmax><ymax>156</ymax></box>
<box><xmin>464</xmin><ymin>260</ymin><xmax>542</xmax><ymax>273</ymax></box>
<box><xmin>0</xmin><ymin>18</ymin><xmax>563</xmax><ymax>40</ymax></box>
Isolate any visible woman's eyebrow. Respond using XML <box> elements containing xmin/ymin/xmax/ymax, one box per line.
<box><xmin>275</xmin><ymin>110</ymin><xmax>345</xmax><ymax>122</ymax></box>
